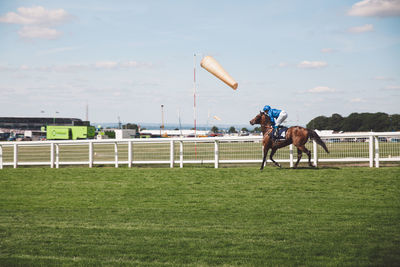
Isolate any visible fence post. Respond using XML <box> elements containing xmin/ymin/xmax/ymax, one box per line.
<box><xmin>170</xmin><ymin>140</ymin><xmax>174</xmax><ymax>168</ymax></box>
<box><xmin>0</xmin><ymin>145</ymin><xmax>3</xmax><ymax>169</ymax></box>
<box><xmin>50</xmin><ymin>142</ymin><xmax>55</xmax><ymax>168</ymax></box>
<box><xmin>289</xmin><ymin>144</ymin><xmax>294</xmax><ymax>168</ymax></box>
<box><xmin>13</xmin><ymin>143</ymin><xmax>18</xmax><ymax>168</ymax></box>
<box><xmin>55</xmin><ymin>144</ymin><xmax>59</xmax><ymax>168</ymax></box>
<box><xmin>369</xmin><ymin>135</ymin><xmax>374</xmax><ymax>168</ymax></box>
<box><xmin>179</xmin><ymin>141</ymin><xmax>183</xmax><ymax>168</ymax></box>
<box><xmin>128</xmin><ymin>141</ymin><xmax>132</xmax><ymax>168</ymax></box>
<box><xmin>214</xmin><ymin>140</ymin><xmax>219</xmax><ymax>169</ymax></box>
<box><xmin>89</xmin><ymin>141</ymin><xmax>93</xmax><ymax>168</ymax></box>
<box><xmin>374</xmin><ymin>136</ymin><xmax>379</xmax><ymax>168</ymax></box>
<box><xmin>313</xmin><ymin>140</ymin><xmax>318</xmax><ymax>167</ymax></box>
<box><xmin>114</xmin><ymin>142</ymin><xmax>118</xmax><ymax>168</ymax></box>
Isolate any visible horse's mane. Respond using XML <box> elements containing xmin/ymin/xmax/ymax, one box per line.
<box><xmin>260</xmin><ymin>112</ymin><xmax>271</xmax><ymax>126</ymax></box>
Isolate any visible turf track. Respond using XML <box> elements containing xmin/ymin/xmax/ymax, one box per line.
<box><xmin>1</xmin><ymin>167</ymin><xmax>399</xmax><ymax>266</ymax></box>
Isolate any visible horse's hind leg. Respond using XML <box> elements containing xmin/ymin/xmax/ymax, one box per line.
<box><xmin>260</xmin><ymin>146</ymin><xmax>269</xmax><ymax>171</ymax></box>
<box><xmin>303</xmin><ymin>147</ymin><xmax>314</xmax><ymax>167</ymax></box>
<box><xmin>294</xmin><ymin>148</ymin><xmax>302</xmax><ymax>168</ymax></box>
<box><xmin>269</xmin><ymin>148</ymin><xmax>281</xmax><ymax>168</ymax></box>
<box><xmin>295</xmin><ymin>145</ymin><xmax>314</xmax><ymax>168</ymax></box>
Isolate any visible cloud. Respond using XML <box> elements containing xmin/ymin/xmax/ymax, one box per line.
<box><xmin>37</xmin><ymin>46</ymin><xmax>80</xmax><ymax>55</ymax></box>
<box><xmin>0</xmin><ymin>6</ymin><xmax>72</xmax><ymax>39</ymax></box>
<box><xmin>0</xmin><ymin>6</ymin><xmax>71</xmax><ymax>25</ymax></box>
<box><xmin>270</xmin><ymin>62</ymin><xmax>288</xmax><ymax>68</ymax></box>
<box><xmin>307</xmin><ymin>86</ymin><xmax>336</xmax><ymax>93</ymax></box>
<box><xmin>383</xmin><ymin>85</ymin><xmax>400</xmax><ymax>90</ymax></box>
<box><xmin>18</xmin><ymin>26</ymin><xmax>61</xmax><ymax>39</ymax></box>
<box><xmin>320</xmin><ymin>48</ymin><xmax>336</xmax><ymax>53</ymax></box>
<box><xmin>373</xmin><ymin>76</ymin><xmax>394</xmax><ymax>81</ymax></box>
<box><xmin>298</xmin><ymin>61</ymin><xmax>328</xmax><ymax>69</ymax></box>
<box><xmin>0</xmin><ymin>60</ymin><xmax>155</xmax><ymax>72</ymax></box>
<box><xmin>348</xmin><ymin>0</ymin><xmax>400</xmax><ymax>17</ymax></box>
<box><xmin>95</xmin><ymin>61</ymin><xmax>118</xmax><ymax>69</ymax></box>
<box><xmin>350</xmin><ymin>98</ymin><xmax>366</xmax><ymax>102</ymax></box>
<box><xmin>348</xmin><ymin>24</ymin><xmax>374</xmax><ymax>33</ymax></box>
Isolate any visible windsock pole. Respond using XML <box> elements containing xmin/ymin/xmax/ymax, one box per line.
<box><xmin>193</xmin><ymin>54</ymin><xmax>197</xmax><ymax>158</ymax></box>
<box><xmin>193</xmin><ymin>54</ymin><xmax>197</xmax><ymax>138</ymax></box>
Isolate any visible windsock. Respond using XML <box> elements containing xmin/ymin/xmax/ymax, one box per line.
<box><xmin>200</xmin><ymin>56</ymin><xmax>238</xmax><ymax>90</ymax></box>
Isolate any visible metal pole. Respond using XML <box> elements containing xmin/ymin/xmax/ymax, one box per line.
<box><xmin>179</xmin><ymin>141</ymin><xmax>183</xmax><ymax>168</ymax></box>
<box><xmin>170</xmin><ymin>140</ymin><xmax>174</xmax><ymax>168</ymax></box>
<box><xmin>313</xmin><ymin>140</ymin><xmax>318</xmax><ymax>167</ymax></box>
<box><xmin>161</xmin><ymin>104</ymin><xmax>164</xmax><ymax>136</ymax></box>
<box><xmin>13</xmin><ymin>143</ymin><xmax>18</xmax><ymax>168</ymax></box>
<box><xmin>89</xmin><ymin>141</ymin><xmax>93</xmax><ymax>168</ymax></box>
<box><xmin>0</xmin><ymin>145</ymin><xmax>3</xmax><ymax>169</ymax></box>
<box><xmin>50</xmin><ymin>142</ymin><xmax>54</xmax><ymax>168</ymax></box>
<box><xmin>289</xmin><ymin>144</ymin><xmax>294</xmax><ymax>168</ymax></box>
<box><xmin>214</xmin><ymin>140</ymin><xmax>219</xmax><ymax>168</ymax></box>
<box><xmin>114</xmin><ymin>142</ymin><xmax>118</xmax><ymax>168</ymax></box>
<box><xmin>193</xmin><ymin>54</ymin><xmax>198</xmax><ymax>158</ymax></box>
<box><xmin>56</xmin><ymin>144</ymin><xmax>59</xmax><ymax>168</ymax></box>
<box><xmin>374</xmin><ymin>136</ymin><xmax>379</xmax><ymax>168</ymax></box>
<box><xmin>193</xmin><ymin>54</ymin><xmax>197</xmax><ymax>138</ymax></box>
<box><xmin>369</xmin><ymin>135</ymin><xmax>374</xmax><ymax>168</ymax></box>
<box><xmin>128</xmin><ymin>140</ymin><xmax>132</xmax><ymax>168</ymax></box>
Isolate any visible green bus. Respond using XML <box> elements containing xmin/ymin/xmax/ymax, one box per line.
<box><xmin>43</xmin><ymin>126</ymin><xmax>96</xmax><ymax>140</ymax></box>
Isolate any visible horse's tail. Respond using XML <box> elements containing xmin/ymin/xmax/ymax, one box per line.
<box><xmin>308</xmin><ymin>129</ymin><xmax>329</xmax><ymax>153</ymax></box>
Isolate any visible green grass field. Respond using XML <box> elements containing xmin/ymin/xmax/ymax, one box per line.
<box><xmin>1</xmin><ymin>167</ymin><xmax>400</xmax><ymax>266</ymax></box>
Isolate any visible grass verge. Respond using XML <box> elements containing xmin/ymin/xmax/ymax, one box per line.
<box><xmin>1</xmin><ymin>167</ymin><xmax>399</xmax><ymax>266</ymax></box>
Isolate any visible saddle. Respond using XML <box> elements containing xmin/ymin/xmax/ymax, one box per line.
<box><xmin>270</xmin><ymin>126</ymin><xmax>288</xmax><ymax>140</ymax></box>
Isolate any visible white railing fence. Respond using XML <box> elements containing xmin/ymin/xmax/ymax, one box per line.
<box><xmin>0</xmin><ymin>132</ymin><xmax>399</xmax><ymax>169</ymax></box>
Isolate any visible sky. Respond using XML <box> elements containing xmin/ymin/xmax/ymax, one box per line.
<box><xmin>0</xmin><ymin>0</ymin><xmax>399</xmax><ymax>127</ymax></box>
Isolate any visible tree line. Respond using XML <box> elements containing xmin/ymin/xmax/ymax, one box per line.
<box><xmin>306</xmin><ymin>112</ymin><xmax>400</xmax><ymax>132</ymax></box>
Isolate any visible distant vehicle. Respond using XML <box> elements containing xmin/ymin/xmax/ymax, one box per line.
<box><xmin>0</xmin><ymin>132</ymin><xmax>11</xmax><ymax>141</ymax></box>
<box><xmin>16</xmin><ymin>134</ymin><xmax>32</xmax><ymax>141</ymax></box>
<box><xmin>239</xmin><ymin>131</ymin><xmax>249</xmax><ymax>136</ymax></box>
<box><xmin>43</xmin><ymin>125</ymin><xmax>96</xmax><ymax>140</ymax></box>
<box><xmin>6</xmin><ymin>133</ymin><xmax>24</xmax><ymax>141</ymax></box>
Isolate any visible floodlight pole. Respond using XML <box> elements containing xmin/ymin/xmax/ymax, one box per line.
<box><xmin>161</xmin><ymin>104</ymin><xmax>164</xmax><ymax>136</ymax></box>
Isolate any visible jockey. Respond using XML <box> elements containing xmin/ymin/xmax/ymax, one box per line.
<box><xmin>263</xmin><ymin>105</ymin><xmax>288</xmax><ymax>138</ymax></box>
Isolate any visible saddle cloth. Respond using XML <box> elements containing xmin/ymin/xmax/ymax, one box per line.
<box><xmin>271</xmin><ymin>126</ymin><xmax>288</xmax><ymax>140</ymax></box>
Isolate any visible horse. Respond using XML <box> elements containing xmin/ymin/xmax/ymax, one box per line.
<box><xmin>250</xmin><ymin>111</ymin><xmax>329</xmax><ymax>170</ymax></box>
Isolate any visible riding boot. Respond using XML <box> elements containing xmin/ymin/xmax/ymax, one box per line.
<box><xmin>272</xmin><ymin>128</ymin><xmax>277</xmax><ymax>140</ymax></box>
<box><xmin>274</xmin><ymin>128</ymin><xmax>279</xmax><ymax>139</ymax></box>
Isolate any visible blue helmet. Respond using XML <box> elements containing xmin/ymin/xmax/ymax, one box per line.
<box><xmin>263</xmin><ymin>105</ymin><xmax>271</xmax><ymax>112</ymax></box>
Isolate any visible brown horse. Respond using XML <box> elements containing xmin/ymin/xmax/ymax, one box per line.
<box><xmin>250</xmin><ymin>112</ymin><xmax>329</xmax><ymax>170</ymax></box>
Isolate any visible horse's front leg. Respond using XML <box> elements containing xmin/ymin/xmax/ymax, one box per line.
<box><xmin>260</xmin><ymin>145</ymin><xmax>269</xmax><ymax>171</ymax></box>
<box><xmin>269</xmin><ymin>147</ymin><xmax>281</xmax><ymax>168</ymax></box>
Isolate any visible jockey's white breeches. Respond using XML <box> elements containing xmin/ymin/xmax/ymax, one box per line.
<box><xmin>275</xmin><ymin>110</ymin><xmax>287</xmax><ymax>126</ymax></box>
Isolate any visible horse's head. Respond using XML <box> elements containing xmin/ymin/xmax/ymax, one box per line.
<box><xmin>249</xmin><ymin>111</ymin><xmax>264</xmax><ymax>125</ymax></box>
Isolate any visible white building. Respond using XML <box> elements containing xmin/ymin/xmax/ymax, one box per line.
<box><xmin>114</xmin><ymin>129</ymin><xmax>137</xmax><ymax>139</ymax></box>
<box><xmin>140</xmin><ymin>129</ymin><xmax>209</xmax><ymax>137</ymax></box>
